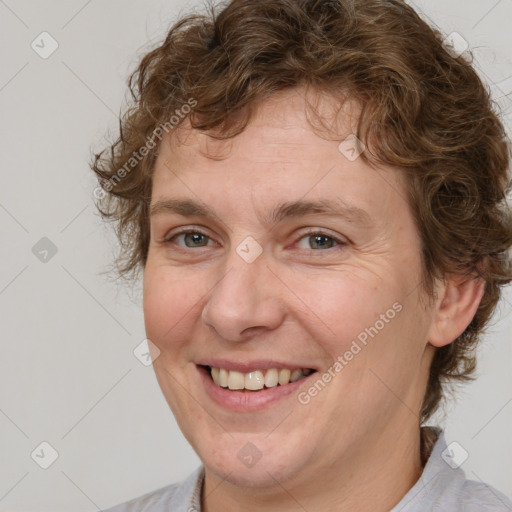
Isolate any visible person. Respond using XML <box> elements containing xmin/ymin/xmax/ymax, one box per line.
<box><xmin>92</xmin><ymin>0</ymin><xmax>512</xmax><ymax>510</ymax></box>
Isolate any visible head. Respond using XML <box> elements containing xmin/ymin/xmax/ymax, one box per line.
<box><xmin>92</xmin><ymin>0</ymin><xmax>512</xmax><ymax>489</ymax></box>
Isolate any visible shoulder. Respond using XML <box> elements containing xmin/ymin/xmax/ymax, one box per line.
<box><xmin>103</xmin><ymin>466</ymin><xmax>204</xmax><ymax>512</ymax></box>
<box><xmin>103</xmin><ymin>484</ymin><xmax>178</xmax><ymax>512</ymax></box>
<box><xmin>394</xmin><ymin>428</ymin><xmax>512</xmax><ymax>512</ymax></box>
<box><xmin>452</xmin><ymin>478</ymin><xmax>512</xmax><ymax>511</ymax></box>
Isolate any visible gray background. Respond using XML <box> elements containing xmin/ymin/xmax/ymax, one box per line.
<box><xmin>0</xmin><ymin>0</ymin><xmax>511</xmax><ymax>510</ymax></box>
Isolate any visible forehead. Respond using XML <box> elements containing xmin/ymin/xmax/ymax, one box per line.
<box><xmin>164</xmin><ymin>87</ymin><xmax>361</xmax><ymax>166</ymax></box>
<box><xmin>151</xmin><ymin>88</ymin><xmax>407</xmax><ymax>222</ymax></box>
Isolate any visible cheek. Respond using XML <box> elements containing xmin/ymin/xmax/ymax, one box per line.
<box><xmin>297</xmin><ymin>271</ymin><xmax>397</xmax><ymax>353</ymax></box>
<box><xmin>143</xmin><ymin>265</ymin><xmax>202</xmax><ymax>353</ymax></box>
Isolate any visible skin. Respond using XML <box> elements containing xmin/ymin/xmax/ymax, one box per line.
<box><xmin>143</xmin><ymin>87</ymin><xmax>484</xmax><ymax>511</ymax></box>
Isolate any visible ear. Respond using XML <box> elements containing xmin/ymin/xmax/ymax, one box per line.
<box><xmin>428</xmin><ymin>273</ymin><xmax>485</xmax><ymax>348</ymax></box>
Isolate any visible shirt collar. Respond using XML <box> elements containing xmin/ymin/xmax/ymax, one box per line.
<box><xmin>390</xmin><ymin>426</ymin><xmax>466</xmax><ymax>511</ymax></box>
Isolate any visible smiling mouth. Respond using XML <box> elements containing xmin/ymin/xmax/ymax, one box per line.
<box><xmin>203</xmin><ymin>365</ymin><xmax>317</xmax><ymax>391</ymax></box>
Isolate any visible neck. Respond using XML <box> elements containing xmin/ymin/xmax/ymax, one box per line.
<box><xmin>202</xmin><ymin>423</ymin><xmax>427</xmax><ymax>512</ymax></box>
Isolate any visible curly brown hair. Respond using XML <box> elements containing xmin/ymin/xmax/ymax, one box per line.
<box><xmin>91</xmin><ymin>0</ymin><xmax>512</xmax><ymax>422</ymax></box>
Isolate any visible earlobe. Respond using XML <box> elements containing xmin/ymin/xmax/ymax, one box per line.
<box><xmin>428</xmin><ymin>273</ymin><xmax>485</xmax><ymax>348</ymax></box>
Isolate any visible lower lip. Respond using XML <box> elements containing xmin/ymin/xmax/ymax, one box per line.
<box><xmin>197</xmin><ymin>366</ymin><xmax>316</xmax><ymax>412</ymax></box>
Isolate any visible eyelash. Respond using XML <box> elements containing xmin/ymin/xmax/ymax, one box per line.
<box><xmin>164</xmin><ymin>228</ymin><xmax>347</xmax><ymax>251</ymax></box>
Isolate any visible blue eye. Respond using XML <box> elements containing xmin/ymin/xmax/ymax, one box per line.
<box><xmin>296</xmin><ymin>231</ymin><xmax>345</xmax><ymax>250</ymax></box>
<box><xmin>167</xmin><ymin>230</ymin><xmax>213</xmax><ymax>248</ymax></box>
<box><xmin>164</xmin><ymin>228</ymin><xmax>346</xmax><ymax>252</ymax></box>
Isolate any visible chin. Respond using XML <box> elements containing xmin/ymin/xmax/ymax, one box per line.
<box><xmin>197</xmin><ymin>431</ymin><xmax>312</xmax><ymax>489</ymax></box>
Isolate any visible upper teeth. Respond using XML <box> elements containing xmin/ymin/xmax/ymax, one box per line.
<box><xmin>210</xmin><ymin>367</ymin><xmax>313</xmax><ymax>390</ymax></box>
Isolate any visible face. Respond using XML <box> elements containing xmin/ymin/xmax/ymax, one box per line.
<box><xmin>143</xmin><ymin>88</ymin><xmax>437</xmax><ymax>490</ymax></box>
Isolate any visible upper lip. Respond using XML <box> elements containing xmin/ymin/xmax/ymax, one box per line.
<box><xmin>196</xmin><ymin>359</ymin><xmax>318</xmax><ymax>373</ymax></box>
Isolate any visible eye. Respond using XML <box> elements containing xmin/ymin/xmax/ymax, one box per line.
<box><xmin>163</xmin><ymin>228</ymin><xmax>346</xmax><ymax>252</ymax></box>
<box><xmin>165</xmin><ymin>229</ymin><xmax>216</xmax><ymax>248</ymax></box>
<box><xmin>295</xmin><ymin>230</ymin><xmax>346</xmax><ymax>251</ymax></box>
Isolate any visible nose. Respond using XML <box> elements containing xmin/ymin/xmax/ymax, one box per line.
<box><xmin>200</xmin><ymin>251</ymin><xmax>286</xmax><ymax>342</ymax></box>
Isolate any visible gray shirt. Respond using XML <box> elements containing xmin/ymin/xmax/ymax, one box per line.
<box><xmin>104</xmin><ymin>428</ymin><xmax>512</xmax><ymax>511</ymax></box>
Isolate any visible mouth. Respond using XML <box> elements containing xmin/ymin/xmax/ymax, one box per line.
<box><xmin>200</xmin><ymin>365</ymin><xmax>317</xmax><ymax>392</ymax></box>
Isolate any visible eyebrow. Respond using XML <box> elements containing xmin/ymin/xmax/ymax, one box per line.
<box><xmin>149</xmin><ymin>198</ymin><xmax>371</xmax><ymax>226</ymax></box>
